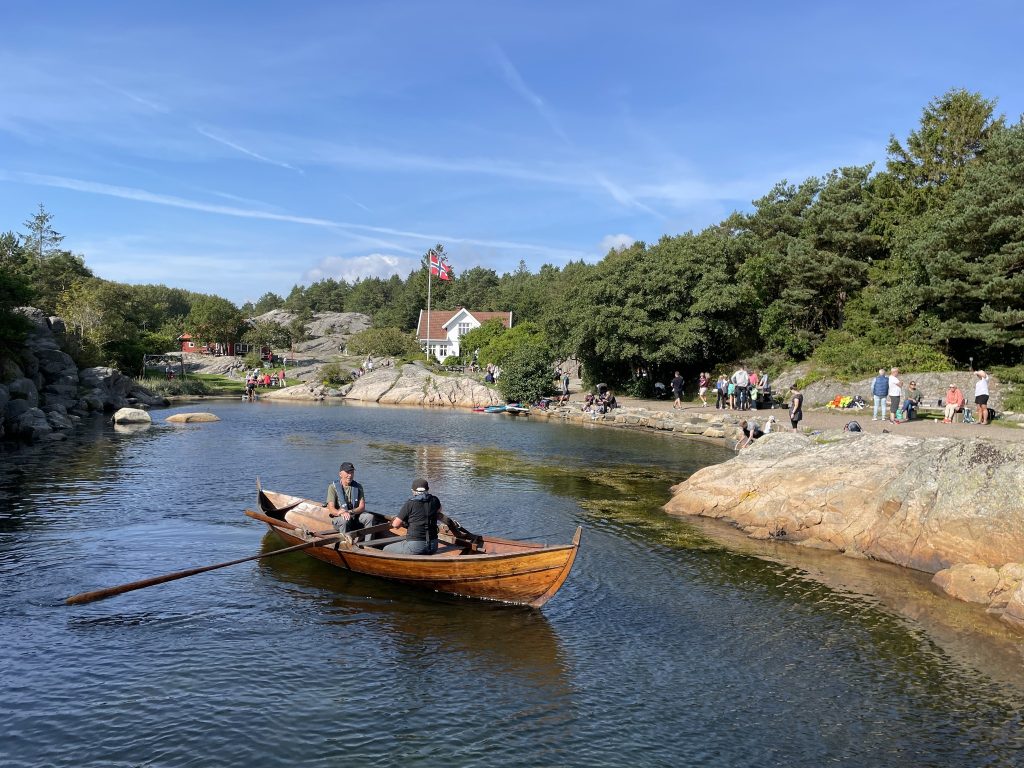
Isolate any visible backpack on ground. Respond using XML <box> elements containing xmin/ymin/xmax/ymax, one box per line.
<box><xmin>844</xmin><ymin>421</ymin><xmax>862</xmax><ymax>432</ymax></box>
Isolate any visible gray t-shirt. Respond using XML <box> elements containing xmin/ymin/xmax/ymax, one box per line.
<box><xmin>327</xmin><ymin>480</ymin><xmax>365</xmax><ymax>511</ymax></box>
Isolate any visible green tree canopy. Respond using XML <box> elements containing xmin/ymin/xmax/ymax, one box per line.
<box><xmin>345</xmin><ymin>327</ymin><xmax>420</xmax><ymax>357</ymax></box>
<box><xmin>242</xmin><ymin>319</ymin><xmax>290</xmax><ymax>351</ymax></box>
<box><xmin>186</xmin><ymin>295</ymin><xmax>244</xmax><ymax>344</ymax></box>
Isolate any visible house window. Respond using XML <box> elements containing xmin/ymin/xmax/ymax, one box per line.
<box><xmin>439</xmin><ymin>345</ymin><xmax>449</xmax><ymax>358</ymax></box>
<box><xmin>457</xmin><ymin>322</ymin><xmax>470</xmax><ymax>337</ymax></box>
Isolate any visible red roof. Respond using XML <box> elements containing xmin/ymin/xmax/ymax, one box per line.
<box><xmin>416</xmin><ymin>308</ymin><xmax>512</xmax><ymax>341</ymax></box>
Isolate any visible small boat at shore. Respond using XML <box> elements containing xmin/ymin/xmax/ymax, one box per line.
<box><xmin>505</xmin><ymin>404</ymin><xmax>530</xmax><ymax>415</ymax></box>
<box><xmin>246</xmin><ymin>486</ymin><xmax>582</xmax><ymax>608</ymax></box>
<box><xmin>484</xmin><ymin>404</ymin><xmax>507</xmax><ymax>413</ymax></box>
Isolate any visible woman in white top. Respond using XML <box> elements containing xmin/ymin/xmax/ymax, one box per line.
<box><xmin>974</xmin><ymin>370</ymin><xmax>990</xmax><ymax>424</ymax></box>
<box><xmin>887</xmin><ymin>368</ymin><xmax>902</xmax><ymax>423</ymax></box>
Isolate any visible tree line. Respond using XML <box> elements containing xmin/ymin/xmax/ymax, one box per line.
<box><xmin>2</xmin><ymin>89</ymin><xmax>1021</xmax><ymax>394</ymax></box>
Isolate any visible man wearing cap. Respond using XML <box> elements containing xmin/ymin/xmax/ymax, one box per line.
<box><xmin>386</xmin><ymin>478</ymin><xmax>442</xmax><ymax>555</ymax></box>
<box><xmin>326</xmin><ymin>462</ymin><xmax>374</xmax><ymax>532</ymax></box>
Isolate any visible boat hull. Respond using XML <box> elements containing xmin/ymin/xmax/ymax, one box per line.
<box><xmin>248</xmin><ymin>489</ymin><xmax>581</xmax><ymax>608</ymax></box>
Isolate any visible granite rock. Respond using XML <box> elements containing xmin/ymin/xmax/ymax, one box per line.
<box><xmin>113</xmin><ymin>407</ymin><xmax>152</xmax><ymax>424</ymax></box>
<box><xmin>665</xmin><ymin>431</ymin><xmax>1024</xmax><ymax>628</ymax></box>
<box><xmin>166</xmin><ymin>412</ymin><xmax>221</xmax><ymax>423</ymax></box>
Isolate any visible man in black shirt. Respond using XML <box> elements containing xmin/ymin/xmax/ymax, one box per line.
<box><xmin>386</xmin><ymin>478</ymin><xmax>442</xmax><ymax>554</ymax></box>
<box><xmin>671</xmin><ymin>371</ymin><xmax>684</xmax><ymax>409</ymax></box>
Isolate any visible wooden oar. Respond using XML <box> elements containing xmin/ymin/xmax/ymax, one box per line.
<box><xmin>64</xmin><ymin>534</ymin><xmax>342</xmax><ymax>606</ymax></box>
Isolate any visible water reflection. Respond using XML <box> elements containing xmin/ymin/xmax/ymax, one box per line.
<box><xmin>256</xmin><ymin>532</ymin><xmax>570</xmax><ymax>680</ymax></box>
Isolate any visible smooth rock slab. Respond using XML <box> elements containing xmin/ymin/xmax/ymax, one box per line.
<box><xmin>113</xmin><ymin>407</ymin><xmax>152</xmax><ymax>424</ymax></box>
<box><xmin>166</xmin><ymin>412</ymin><xmax>221</xmax><ymax>423</ymax></box>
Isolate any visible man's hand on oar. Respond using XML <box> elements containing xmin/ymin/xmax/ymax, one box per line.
<box><xmin>65</xmin><ymin>533</ymin><xmax>342</xmax><ymax>606</ymax></box>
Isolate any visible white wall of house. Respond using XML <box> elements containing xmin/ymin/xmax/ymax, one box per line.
<box><xmin>425</xmin><ymin>308</ymin><xmax>479</xmax><ymax>362</ymax></box>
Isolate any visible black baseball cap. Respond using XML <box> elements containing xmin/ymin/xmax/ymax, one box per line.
<box><xmin>339</xmin><ymin>462</ymin><xmax>355</xmax><ymax>473</ymax></box>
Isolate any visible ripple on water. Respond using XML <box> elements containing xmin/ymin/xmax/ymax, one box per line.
<box><xmin>2</xmin><ymin>402</ymin><xmax>1024</xmax><ymax>767</ymax></box>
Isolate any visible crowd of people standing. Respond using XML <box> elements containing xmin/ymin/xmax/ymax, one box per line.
<box><xmin>711</xmin><ymin>366</ymin><xmax>770</xmax><ymax>411</ymax></box>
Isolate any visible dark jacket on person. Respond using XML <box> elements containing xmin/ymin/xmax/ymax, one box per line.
<box><xmin>872</xmin><ymin>375</ymin><xmax>889</xmax><ymax>398</ymax></box>
<box><xmin>396</xmin><ymin>493</ymin><xmax>441</xmax><ymax>542</ymax></box>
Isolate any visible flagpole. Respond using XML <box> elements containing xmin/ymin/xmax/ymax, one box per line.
<box><xmin>426</xmin><ymin>250</ymin><xmax>433</xmax><ymax>360</ymax></box>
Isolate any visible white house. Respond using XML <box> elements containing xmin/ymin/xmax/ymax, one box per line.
<box><xmin>416</xmin><ymin>307</ymin><xmax>513</xmax><ymax>362</ymax></box>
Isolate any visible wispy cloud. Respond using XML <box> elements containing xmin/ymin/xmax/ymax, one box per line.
<box><xmin>195</xmin><ymin>125</ymin><xmax>303</xmax><ymax>173</ymax></box>
<box><xmin>1</xmin><ymin>169</ymin><xmax>591</xmax><ymax>261</ymax></box>
<box><xmin>489</xmin><ymin>43</ymin><xmax>667</xmax><ymax>218</ymax></box>
<box><xmin>491</xmin><ymin>44</ymin><xmax>572</xmax><ymax>146</ymax></box>
<box><xmin>592</xmin><ymin>172</ymin><xmax>662</xmax><ymax>217</ymax></box>
<box><xmin>94</xmin><ymin>79</ymin><xmax>171</xmax><ymax>114</ymax></box>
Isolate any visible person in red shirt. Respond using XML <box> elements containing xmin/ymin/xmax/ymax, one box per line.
<box><xmin>943</xmin><ymin>384</ymin><xmax>965</xmax><ymax>422</ymax></box>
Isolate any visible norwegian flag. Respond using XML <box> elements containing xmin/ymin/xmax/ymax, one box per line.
<box><xmin>429</xmin><ymin>250</ymin><xmax>452</xmax><ymax>281</ymax></box>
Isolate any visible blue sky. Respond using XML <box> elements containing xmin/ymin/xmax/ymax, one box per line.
<box><xmin>2</xmin><ymin>1</ymin><xmax>1022</xmax><ymax>306</ymax></box>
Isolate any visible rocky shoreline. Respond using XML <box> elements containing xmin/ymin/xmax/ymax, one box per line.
<box><xmin>0</xmin><ymin>309</ymin><xmax>166</xmax><ymax>442</ymax></box>
<box><xmin>664</xmin><ymin>431</ymin><xmax>1024</xmax><ymax>632</ymax></box>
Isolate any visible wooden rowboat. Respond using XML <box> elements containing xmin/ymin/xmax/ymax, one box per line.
<box><xmin>246</xmin><ymin>487</ymin><xmax>582</xmax><ymax>608</ymax></box>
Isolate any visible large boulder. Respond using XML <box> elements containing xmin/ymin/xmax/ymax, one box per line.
<box><xmin>261</xmin><ymin>382</ymin><xmax>330</xmax><ymax>401</ymax></box>
<box><xmin>113</xmin><ymin>407</ymin><xmax>152</xmax><ymax>425</ymax></box>
<box><xmin>166</xmin><ymin>412</ymin><xmax>220</xmax><ymax>423</ymax></box>
<box><xmin>666</xmin><ymin>432</ymin><xmax>1024</xmax><ymax>572</ymax></box>
<box><xmin>665</xmin><ymin>431</ymin><xmax>1024</xmax><ymax>628</ymax></box>
<box><xmin>343</xmin><ymin>365</ymin><xmax>501</xmax><ymax>408</ymax></box>
<box><xmin>7</xmin><ymin>377</ymin><xmax>39</xmax><ymax>408</ymax></box>
<box><xmin>10</xmin><ymin>407</ymin><xmax>52</xmax><ymax>441</ymax></box>
<box><xmin>79</xmin><ymin>367</ymin><xmax>167</xmax><ymax>410</ymax></box>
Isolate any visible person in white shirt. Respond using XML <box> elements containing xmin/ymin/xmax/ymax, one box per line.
<box><xmin>887</xmin><ymin>367</ymin><xmax>902</xmax><ymax>423</ymax></box>
<box><xmin>732</xmin><ymin>367</ymin><xmax>750</xmax><ymax>410</ymax></box>
<box><xmin>974</xmin><ymin>370</ymin><xmax>991</xmax><ymax>424</ymax></box>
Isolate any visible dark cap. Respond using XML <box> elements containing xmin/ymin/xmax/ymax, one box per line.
<box><xmin>412</xmin><ymin>478</ymin><xmax>429</xmax><ymax>492</ymax></box>
<box><xmin>339</xmin><ymin>462</ymin><xmax>355</xmax><ymax>473</ymax></box>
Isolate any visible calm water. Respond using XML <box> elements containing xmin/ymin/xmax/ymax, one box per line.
<box><xmin>1</xmin><ymin>401</ymin><xmax>1023</xmax><ymax>767</ymax></box>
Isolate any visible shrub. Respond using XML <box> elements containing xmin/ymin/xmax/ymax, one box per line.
<box><xmin>346</xmin><ymin>327</ymin><xmax>420</xmax><ymax>358</ymax></box>
<box><xmin>136</xmin><ymin>376</ymin><xmax>211</xmax><ymax>396</ymax></box>
<box><xmin>320</xmin><ymin>361</ymin><xmax>351</xmax><ymax>386</ymax></box>
<box><xmin>497</xmin><ymin>343</ymin><xmax>556</xmax><ymax>404</ymax></box>
<box><xmin>993</xmin><ymin>366</ymin><xmax>1024</xmax><ymax>412</ymax></box>
<box><xmin>811</xmin><ymin>330</ymin><xmax>951</xmax><ymax>381</ymax></box>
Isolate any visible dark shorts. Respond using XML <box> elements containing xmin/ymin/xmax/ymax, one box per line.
<box><xmin>790</xmin><ymin>417</ymin><xmax>801</xmax><ymax>429</ymax></box>
<box><xmin>975</xmin><ymin>394</ymin><xmax>989</xmax><ymax>405</ymax></box>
